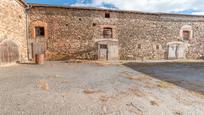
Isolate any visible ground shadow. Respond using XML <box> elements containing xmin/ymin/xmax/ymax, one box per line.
<box><xmin>124</xmin><ymin>62</ymin><xmax>204</xmax><ymax>95</ymax></box>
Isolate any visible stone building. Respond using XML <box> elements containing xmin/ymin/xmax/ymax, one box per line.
<box><xmin>0</xmin><ymin>0</ymin><xmax>28</xmax><ymax>65</ymax></box>
<box><xmin>1</xmin><ymin>1</ymin><xmax>204</xmax><ymax>65</ymax></box>
<box><xmin>28</xmin><ymin>4</ymin><xmax>204</xmax><ymax>61</ymax></box>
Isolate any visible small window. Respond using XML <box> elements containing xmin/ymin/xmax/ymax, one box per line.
<box><xmin>183</xmin><ymin>31</ymin><xmax>190</xmax><ymax>41</ymax></box>
<box><xmin>156</xmin><ymin>45</ymin><xmax>160</xmax><ymax>50</ymax></box>
<box><xmin>100</xmin><ymin>44</ymin><xmax>108</xmax><ymax>49</ymax></box>
<box><xmin>19</xmin><ymin>15</ymin><xmax>22</xmax><ymax>19</ymax></box>
<box><xmin>103</xmin><ymin>27</ymin><xmax>112</xmax><ymax>38</ymax></box>
<box><xmin>138</xmin><ymin>44</ymin><xmax>141</xmax><ymax>49</ymax></box>
<box><xmin>35</xmin><ymin>27</ymin><xmax>45</xmax><ymax>37</ymax></box>
<box><xmin>93</xmin><ymin>23</ymin><xmax>96</xmax><ymax>27</ymax></box>
<box><xmin>105</xmin><ymin>13</ymin><xmax>110</xmax><ymax>18</ymax></box>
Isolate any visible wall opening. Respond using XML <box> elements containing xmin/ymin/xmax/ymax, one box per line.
<box><xmin>105</xmin><ymin>12</ymin><xmax>110</xmax><ymax>18</ymax></box>
<box><xmin>35</xmin><ymin>27</ymin><xmax>45</xmax><ymax>37</ymax></box>
<box><xmin>138</xmin><ymin>44</ymin><xmax>142</xmax><ymax>49</ymax></box>
<box><xmin>167</xmin><ymin>42</ymin><xmax>186</xmax><ymax>60</ymax></box>
<box><xmin>182</xmin><ymin>31</ymin><xmax>190</xmax><ymax>41</ymax></box>
<box><xmin>156</xmin><ymin>45</ymin><xmax>160</xmax><ymax>50</ymax></box>
<box><xmin>0</xmin><ymin>41</ymin><xmax>19</xmax><ymax>65</ymax></box>
<box><xmin>93</xmin><ymin>23</ymin><xmax>97</xmax><ymax>27</ymax></box>
<box><xmin>180</xmin><ymin>25</ymin><xmax>192</xmax><ymax>42</ymax></box>
<box><xmin>103</xmin><ymin>27</ymin><xmax>113</xmax><ymax>38</ymax></box>
<box><xmin>31</xmin><ymin>21</ymin><xmax>48</xmax><ymax>39</ymax></box>
<box><xmin>98</xmin><ymin>44</ymin><xmax>108</xmax><ymax>60</ymax></box>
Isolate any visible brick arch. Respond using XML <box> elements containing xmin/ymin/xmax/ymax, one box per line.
<box><xmin>30</xmin><ymin>20</ymin><xmax>48</xmax><ymax>38</ymax></box>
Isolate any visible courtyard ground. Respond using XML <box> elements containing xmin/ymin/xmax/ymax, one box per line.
<box><xmin>0</xmin><ymin>61</ymin><xmax>204</xmax><ymax>115</ymax></box>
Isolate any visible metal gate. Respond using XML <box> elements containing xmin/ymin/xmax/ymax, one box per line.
<box><xmin>0</xmin><ymin>41</ymin><xmax>19</xmax><ymax>65</ymax></box>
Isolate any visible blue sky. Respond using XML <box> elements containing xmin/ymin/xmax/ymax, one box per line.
<box><xmin>26</xmin><ymin>0</ymin><xmax>204</xmax><ymax>15</ymax></box>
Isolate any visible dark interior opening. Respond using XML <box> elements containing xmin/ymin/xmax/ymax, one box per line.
<box><xmin>183</xmin><ymin>31</ymin><xmax>190</xmax><ymax>41</ymax></box>
<box><xmin>105</xmin><ymin>13</ymin><xmax>110</xmax><ymax>18</ymax></box>
<box><xmin>103</xmin><ymin>27</ymin><xmax>113</xmax><ymax>38</ymax></box>
<box><xmin>35</xmin><ymin>27</ymin><xmax>45</xmax><ymax>37</ymax></box>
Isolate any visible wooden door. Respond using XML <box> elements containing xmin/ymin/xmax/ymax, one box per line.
<box><xmin>30</xmin><ymin>42</ymin><xmax>45</xmax><ymax>61</ymax></box>
<box><xmin>99</xmin><ymin>44</ymin><xmax>108</xmax><ymax>60</ymax></box>
<box><xmin>176</xmin><ymin>45</ymin><xmax>185</xmax><ymax>59</ymax></box>
<box><xmin>168</xmin><ymin>44</ymin><xmax>177</xmax><ymax>59</ymax></box>
<box><xmin>108</xmin><ymin>43</ymin><xmax>119</xmax><ymax>60</ymax></box>
<box><xmin>0</xmin><ymin>41</ymin><xmax>19</xmax><ymax>64</ymax></box>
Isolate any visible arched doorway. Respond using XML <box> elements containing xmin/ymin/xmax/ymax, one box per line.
<box><xmin>0</xmin><ymin>41</ymin><xmax>19</xmax><ymax>65</ymax></box>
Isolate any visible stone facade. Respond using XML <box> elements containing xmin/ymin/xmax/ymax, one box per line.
<box><xmin>0</xmin><ymin>0</ymin><xmax>28</xmax><ymax>63</ymax></box>
<box><xmin>2</xmin><ymin>2</ymin><xmax>204</xmax><ymax>63</ymax></box>
<box><xmin>28</xmin><ymin>5</ymin><xmax>204</xmax><ymax>60</ymax></box>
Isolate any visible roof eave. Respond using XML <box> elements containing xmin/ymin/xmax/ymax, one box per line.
<box><xmin>28</xmin><ymin>3</ymin><xmax>204</xmax><ymax>17</ymax></box>
<box><xmin>17</xmin><ymin>0</ymin><xmax>28</xmax><ymax>7</ymax></box>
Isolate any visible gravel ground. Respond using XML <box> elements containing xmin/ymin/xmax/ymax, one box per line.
<box><xmin>0</xmin><ymin>61</ymin><xmax>204</xmax><ymax>115</ymax></box>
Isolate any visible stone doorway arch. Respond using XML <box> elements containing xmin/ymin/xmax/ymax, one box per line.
<box><xmin>0</xmin><ymin>40</ymin><xmax>19</xmax><ymax>65</ymax></box>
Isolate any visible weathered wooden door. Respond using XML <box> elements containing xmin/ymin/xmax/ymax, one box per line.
<box><xmin>168</xmin><ymin>44</ymin><xmax>177</xmax><ymax>59</ymax></box>
<box><xmin>108</xmin><ymin>43</ymin><xmax>119</xmax><ymax>60</ymax></box>
<box><xmin>30</xmin><ymin>42</ymin><xmax>45</xmax><ymax>60</ymax></box>
<box><xmin>176</xmin><ymin>45</ymin><xmax>185</xmax><ymax>59</ymax></box>
<box><xmin>0</xmin><ymin>41</ymin><xmax>19</xmax><ymax>64</ymax></box>
<box><xmin>99</xmin><ymin>44</ymin><xmax>108</xmax><ymax>60</ymax></box>
<box><xmin>168</xmin><ymin>43</ymin><xmax>185</xmax><ymax>59</ymax></box>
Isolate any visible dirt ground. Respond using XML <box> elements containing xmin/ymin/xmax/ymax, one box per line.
<box><xmin>0</xmin><ymin>61</ymin><xmax>204</xmax><ymax>115</ymax></box>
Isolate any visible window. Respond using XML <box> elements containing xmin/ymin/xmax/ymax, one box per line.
<box><xmin>105</xmin><ymin>13</ymin><xmax>110</xmax><ymax>18</ymax></box>
<box><xmin>180</xmin><ymin>25</ymin><xmax>192</xmax><ymax>41</ymax></box>
<box><xmin>138</xmin><ymin>44</ymin><xmax>141</xmax><ymax>49</ymax></box>
<box><xmin>93</xmin><ymin>23</ymin><xmax>96</xmax><ymax>27</ymax></box>
<box><xmin>103</xmin><ymin>27</ymin><xmax>113</xmax><ymax>38</ymax></box>
<box><xmin>156</xmin><ymin>45</ymin><xmax>160</xmax><ymax>50</ymax></box>
<box><xmin>35</xmin><ymin>27</ymin><xmax>45</xmax><ymax>37</ymax></box>
<box><xmin>100</xmin><ymin>44</ymin><xmax>108</xmax><ymax>49</ymax></box>
<box><xmin>183</xmin><ymin>31</ymin><xmax>190</xmax><ymax>41</ymax></box>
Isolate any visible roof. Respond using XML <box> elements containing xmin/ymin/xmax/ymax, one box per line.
<box><xmin>17</xmin><ymin>0</ymin><xmax>27</xmax><ymax>7</ymax></box>
<box><xmin>28</xmin><ymin>3</ymin><xmax>204</xmax><ymax>18</ymax></box>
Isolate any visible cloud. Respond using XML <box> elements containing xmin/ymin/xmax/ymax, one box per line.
<box><xmin>71</xmin><ymin>0</ymin><xmax>204</xmax><ymax>15</ymax></box>
<box><xmin>192</xmin><ymin>12</ymin><xmax>204</xmax><ymax>15</ymax></box>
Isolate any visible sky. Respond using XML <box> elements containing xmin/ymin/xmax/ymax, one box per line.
<box><xmin>26</xmin><ymin>0</ymin><xmax>204</xmax><ymax>15</ymax></box>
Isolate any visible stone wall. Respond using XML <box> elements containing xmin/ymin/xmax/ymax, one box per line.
<box><xmin>0</xmin><ymin>0</ymin><xmax>28</xmax><ymax>62</ymax></box>
<box><xmin>118</xmin><ymin>15</ymin><xmax>204</xmax><ymax>60</ymax></box>
<box><xmin>28</xmin><ymin>5</ymin><xmax>204</xmax><ymax>60</ymax></box>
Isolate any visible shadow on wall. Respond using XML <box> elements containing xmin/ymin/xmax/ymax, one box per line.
<box><xmin>123</xmin><ymin>62</ymin><xmax>204</xmax><ymax>95</ymax></box>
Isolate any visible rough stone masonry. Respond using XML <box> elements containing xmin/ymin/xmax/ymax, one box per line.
<box><xmin>28</xmin><ymin>4</ymin><xmax>204</xmax><ymax>61</ymax></box>
<box><xmin>1</xmin><ymin>0</ymin><xmax>204</xmax><ymax>65</ymax></box>
<box><xmin>0</xmin><ymin>0</ymin><xmax>28</xmax><ymax>65</ymax></box>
